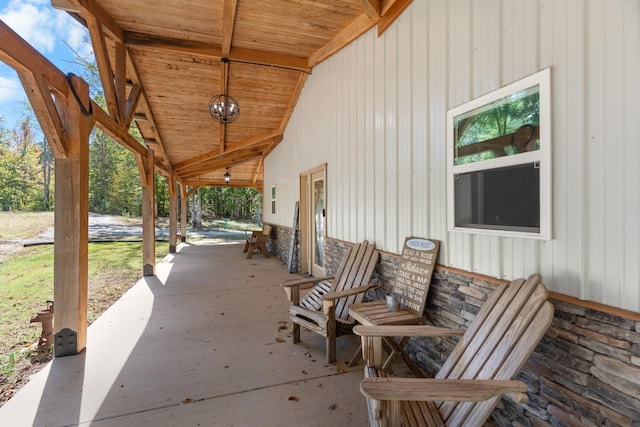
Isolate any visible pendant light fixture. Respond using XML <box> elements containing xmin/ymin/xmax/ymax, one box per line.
<box><xmin>209</xmin><ymin>58</ymin><xmax>240</xmax><ymax>124</ymax></box>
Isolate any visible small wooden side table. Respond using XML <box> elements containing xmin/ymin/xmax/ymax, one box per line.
<box><xmin>349</xmin><ymin>301</ymin><xmax>425</xmax><ymax>377</ymax></box>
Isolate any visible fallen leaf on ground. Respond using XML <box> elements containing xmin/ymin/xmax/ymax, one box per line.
<box><xmin>181</xmin><ymin>398</ymin><xmax>194</xmax><ymax>405</ymax></box>
<box><xmin>288</xmin><ymin>396</ymin><xmax>300</xmax><ymax>401</ymax></box>
<box><xmin>328</xmin><ymin>403</ymin><xmax>337</xmax><ymax>410</ymax></box>
<box><xmin>275</xmin><ymin>337</ymin><xmax>285</xmax><ymax>343</ymax></box>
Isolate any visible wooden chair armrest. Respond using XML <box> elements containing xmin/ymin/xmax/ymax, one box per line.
<box><xmin>354</xmin><ymin>325</ymin><xmax>465</xmax><ymax>337</ymax></box>
<box><xmin>281</xmin><ymin>276</ymin><xmax>335</xmax><ymax>288</ymax></box>
<box><xmin>322</xmin><ymin>283</ymin><xmax>376</xmax><ymax>302</ymax></box>
<box><xmin>360</xmin><ymin>378</ymin><xmax>527</xmax><ymax>402</ymax></box>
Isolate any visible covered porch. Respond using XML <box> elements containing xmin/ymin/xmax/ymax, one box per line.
<box><xmin>0</xmin><ymin>241</ymin><xmax>367</xmax><ymax>426</ymax></box>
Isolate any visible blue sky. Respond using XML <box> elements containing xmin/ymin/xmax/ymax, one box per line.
<box><xmin>0</xmin><ymin>0</ymin><xmax>93</xmax><ymax>131</ymax></box>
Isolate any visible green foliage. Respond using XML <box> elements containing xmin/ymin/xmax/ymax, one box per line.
<box><xmin>89</xmin><ymin>129</ymin><xmax>142</xmax><ymax>216</ymax></box>
<box><xmin>0</xmin><ymin>118</ymin><xmax>46</xmax><ymax>210</ymax></box>
<box><xmin>200</xmin><ymin>186</ymin><xmax>262</xmax><ymax>220</ymax></box>
<box><xmin>454</xmin><ymin>89</ymin><xmax>540</xmax><ymax>165</ymax></box>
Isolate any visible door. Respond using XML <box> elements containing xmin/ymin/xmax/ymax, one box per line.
<box><xmin>310</xmin><ymin>170</ymin><xmax>325</xmax><ymax>277</ymax></box>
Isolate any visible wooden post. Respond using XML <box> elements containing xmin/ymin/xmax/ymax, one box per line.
<box><xmin>141</xmin><ymin>149</ymin><xmax>155</xmax><ymax>276</ymax></box>
<box><xmin>180</xmin><ymin>183</ymin><xmax>187</xmax><ymax>242</ymax></box>
<box><xmin>168</xmin><ymin>176</ymin><xmax>177</xmax><ymax>253</ymax></box>
<box><xmin>53</xmin><ymin>75</ymin><xmax>93</xmax><ymax>357</ymax></box>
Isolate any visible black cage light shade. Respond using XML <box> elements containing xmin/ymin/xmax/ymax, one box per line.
<box><xmin>209</xmin><ymin>94</ymin><xmax>240</xmax><ymax>124</ymax></box>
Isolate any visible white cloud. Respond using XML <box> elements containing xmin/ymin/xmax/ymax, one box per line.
<box><xmin>1</xmin><ymin>0</ymin><xmax>92</xmax><ymax>70</ymax></box>
<box><xmin>0</xmin><ymin>72</ymin><xmax>22</xmax><ymax>102</ymax></box>
<box><xmin>1</xmin><ymin>1</ymin><xmax>58</xmax><ymax>53</ymax></box>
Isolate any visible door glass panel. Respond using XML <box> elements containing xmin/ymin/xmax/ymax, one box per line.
<box><xmin>313</xmin><ymin>178</ymin><xmax>324</xmax><ymax>268</ymax></box>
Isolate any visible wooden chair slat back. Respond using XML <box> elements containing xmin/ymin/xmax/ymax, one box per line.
<box><xmin>332</xmin><ymin>241</ymin><xmax>378</xmax><ymax>321</ymax></box>
<box><xmin>334</xmin><ymin>241</ymin><xmax>370</xmax><ymax>292</ymax></box>
<box><xmin>435</xmin><ymin>274</ymin><xmax>554</xmax><ymax>426</ymax></box>
<box><xmin>335</xmin><ymin>247</ymin><xmax>379</xmax><ymax>320</ymax></box>
<box><xmin>329</xmin><ymin>243</ymin><xmax>357</xmax><ymax>293</ymax></box>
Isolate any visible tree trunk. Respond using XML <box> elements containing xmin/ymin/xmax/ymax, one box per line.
<box><xmin>192</xmin><ymin>188</ymin><xmax>202</xmax><ymax>228</ymax></box>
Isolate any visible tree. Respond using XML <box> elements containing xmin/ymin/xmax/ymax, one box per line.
<box><xmin>0</xmin><ymin>118</ymin><xmax>44</xmax><ymax>210</ymax></box>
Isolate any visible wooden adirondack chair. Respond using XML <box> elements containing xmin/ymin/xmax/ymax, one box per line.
<box><xmin>281</xmin><ymin>240</ymin><xmax>379</xmax><ymax>363</ymax></box>
<box><xmin>244</xmin><ymin>224</ymin><xmax>272</xmax><ymax>259</ymax></box>
<box><xmin>355</xmin><ymin>274</ymin><xmax>554</xmax><ymax>427</ymax></box>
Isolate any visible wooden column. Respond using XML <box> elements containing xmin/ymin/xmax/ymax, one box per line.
<box><xmin>53</xmin><ymin>75</ymin><xmax>93</xmax><ymax>357</ymax></box>
<box><xmin>168</xmin><ymin>176</ymin><xmax>177</xmax><ymax>253</ymax></box>
<box><xmin>180</xmin><ymin>183</ymin><xmax>187</xmax><ymax>242</ymax></box>
<box><xmin>141</xmin><ymin>149</ymin><xmax>155</xmax><ymax>276</ymax></box>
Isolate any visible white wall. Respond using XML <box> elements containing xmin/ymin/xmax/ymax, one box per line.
<box><xmin>264</xmin><ymin>0</ymin><xmax>640</xmax><ymax>312</ymax></box>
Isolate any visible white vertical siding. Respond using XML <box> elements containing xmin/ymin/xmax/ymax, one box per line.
<box><xmin>264</xmin><ymin>0</ymin><xmax>640</xmax><ymax>312</ymax></box>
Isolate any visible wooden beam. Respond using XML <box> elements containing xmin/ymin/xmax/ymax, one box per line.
<box><xmin>0</xmin><ymin>21</ymin><xmax>67</xmax><ymax>97</ymax></box>
<box><xmin>381</xmin><ymin>0</ymin><xmax>400</xmax><ymax>16</ymax></box>
<box><xmin>0</xmin><ymin>21</ymin><xmax>149</xmax><ymax>162</ymax></box>
<box><xmin>360</xmin><ymin>0</ymin><xmax>381</xmax><ymax>22</ymax></box>
<box><xmin>179</xmin><ymin>149</ymin><xmax>264</xmax><ymax>180</ymax></box>
<box><xmin>124</xmin><ymin>31</ymin><xmax>312</xmax><ymax>73</ymax></box>
<box><xmin>124</xmin><ymin>83</ymin><xmax>142</xmax><ymax>128</ymax></box>
<box><xmin>85</xmin><ymin>15</ymin><xmax>120</xmax><ymax>123</ymax></box>
<box><xmin>92</xmin><ymin>105</ymin><xmax>147</xmax><ymax>158</ymax></box>
<box><xmin>378</xmin><ymin>0</ymin><xmax>413</xmax><ymax>36</ymax></box>
<box><xmin>221</xmin><ymin>0</ymin><xmax>238</xmax><ymax>57</ymax></box>
<box><xmin>308</xmin><ymin>13</ymin><xmax>376</xmax><ymax>66</ymax></box>
<box><xmin>53</xmin><ymin>74</ymin><xmax>93</xmax><ymax>356</ymax></box>
<box><xmin>127</xmin><ymin>48</ymin><xmax>172</xmax><ymax>169</ymax></box>
<box><xmin>253</xmin><ymin>159</ymin><xmax>264</xmax><ymax>184</ymax></box>
<box><xmin>278</xmin><ymin>72</ymin><xmax>308</xmax><ymax>133</ymax></box>
<box><xmin>174</xmin><ymin>129</ymin><xmax>281</xmax><ymax>172</ymax></box>
<box><xmin>182</xmin><ymin>179</ymin><xmax>262</xmax><ymax>189</ymax></box>
<box><xmin>114</xmin><ymin>40</ymin><xmax>127</xmax><ymax>123</ymax></box>
<box><xmin>219</xmin><ymin>58</ymin><xmax>229</xmax><ymax>154</ymax></box>
<box><xmin>168</xmin><ymin>176</ymin><xmax>178</xmax><ymax>253</ymax></box>
<box><xmin>17</xmin><ymin>71</ymin><xmax>69</xmax><ymax>158</ymax></box>
<box><xmin>141</xmin><ymin>148</ymin><xmax>156</xmax><ymax>276</ymax></box>
<box><xmin>179</xmin><ymin>183</ymin><xmax>188</xmax><ymax>242</ymax></box>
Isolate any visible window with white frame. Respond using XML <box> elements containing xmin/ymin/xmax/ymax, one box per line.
<box><xmin>447</xmin><ymin>68</ymin><xmax>551</xmax><ymax>239</ymax></box>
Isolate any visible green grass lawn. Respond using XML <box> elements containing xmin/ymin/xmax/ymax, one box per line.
<box><xmin>0</xmin><ymin>240</ymin><xmax>168</xmax><ymax>403</ymax></box>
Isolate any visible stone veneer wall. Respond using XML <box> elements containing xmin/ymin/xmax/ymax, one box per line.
<box><xmin>319</xmin><ymin>237</ymin><xmax>640</xmax><ymax>427</ymax></box>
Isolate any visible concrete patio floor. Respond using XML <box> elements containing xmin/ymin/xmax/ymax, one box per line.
<box><xmin>1</xmin><ymin>241</ymin><xmax>368</xmax><ymax>427</ymax></box>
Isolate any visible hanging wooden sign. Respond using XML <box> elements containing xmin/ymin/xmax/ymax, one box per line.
<box><xmin>393</xmin><ymin>237</ymin><xmax>440</xmax><ymax>316</ymax></box>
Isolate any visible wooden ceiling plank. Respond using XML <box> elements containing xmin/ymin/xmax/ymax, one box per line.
<box><xmin>361</xmin><ymin>0</ymin><xmax>382</xmax><ymax>22</ymax></box>
<box><xmin>17</xmin><ymin>71</ymin><xmax>69</xmax><ymax>158</ymax></box>
<box><xmin>308</xmin><ymin>13</ymin><xmax>377</xmax><ymax>67</ymax></box>
<box><xmin>86</xmin><ymin>15</ymin><xmax>121</xmax><ymax>123</ymax></box>
<box><xmin>222</xmin><ymin>0</ymin><xmax>238</xmax><ymax>57</ymax></box>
